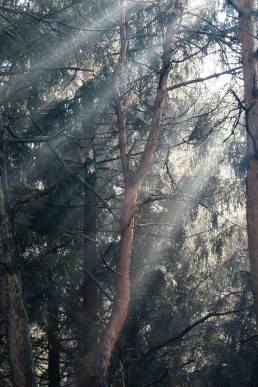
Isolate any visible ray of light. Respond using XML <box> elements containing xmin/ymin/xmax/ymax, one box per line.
<box><xmin>131</xmin><ymin>125</ymin><xmax>241</xmax><ymax>300</ymax></box>
<box><xmin>0</xmin><ymin>1</ymin><xmax>138</xmax><ymax>104</ymax></box>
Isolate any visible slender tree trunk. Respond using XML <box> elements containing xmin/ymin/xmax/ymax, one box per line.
<box><xmin>93</xmin><ymin>185</ymin><xmax>138</xmax><ymax>385</ymax></box>
<box><xmin>0</xmin><ymin>129</ymin><xmax>37</xmax><ymax>386</ymax></box>
<box><xmin>78</xmin><ymin>167</ymin><xmax>98</xmax><ymax>387</ymax></box>
<box><xmin>77</xmin><ymin>86</ymin><xmax>98</xmax><ymax>386</ymax></box>
<box><xmin>238</xmin><ymin>0</ymin><xmax>258</xmax><ymax>324</ymax></box>
<box><xmin>47</xmin><ymin>297</ymin><xmax>60</xmax><ymax>387</ymax></box>
<box><xmin>92</xmin><ymin>2</ymin><xmax>183</xmax><ymax>384</ymax></box>
<box><xmin>250</xmin><ymin>353</ymin><xmax>258</xmax><ymax>386</ymax></box>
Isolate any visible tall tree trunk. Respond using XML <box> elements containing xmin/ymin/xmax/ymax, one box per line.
<box><xmin>0</xmin><ymin>128</ymin><xmax>37</xmax><ymax>386</ymax></box>
<box><xmin>47</xmin><ymin>296</ymin><xmax>60</xmax><ymax>387</ymax></box>
<box><xmin>93</xmin><ymin>185</ymin><xmax>138</xmax><ymax>386</ymax></box>
<box><xmin>92</xmin><ymin>2</ymin><xmax>184</xmax><ymax>384</ymax></box>
<box><xmin>77</xmin><ymin>84</ymin><xmax>98</xmax><ymax>386</ymax></box>
<box><xmin>78</xmin><ymin>167</ymin><xmax>98</xmax><ymax>387</ymax></box>
<box><xmin>238</xmin><ymin>0</ymin><xmax>258</xmax><ymax>324</ymax></box>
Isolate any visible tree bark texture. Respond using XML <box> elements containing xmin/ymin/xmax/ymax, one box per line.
<box><xmin>238</xmin><ymin>0</ymin><xmax>258</xmax><ymax>324</ymax></box>
<box><xmin>92</xmin><ymin>2</ymin><xmax>183</xmax><ymax>385</ymax></box>
<box><xmin>92</xmin><ymin>185</ymin><xmax>137</xmax><ymax>386</ymax></box>
<box><xmin>0</xmin><ymin>132</ymin><xmax>37</xmax><ymax>386</ymax></box>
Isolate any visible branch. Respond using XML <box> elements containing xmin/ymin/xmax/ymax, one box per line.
<box><xmin>80</xmin><ymin>263</ymin><xmax>114</xmax><ymax>302</ymax></box>
<box><xmin>147</xmin><ymin>306</ymin><xmax>252</xmax><ymax>354</ymax></box>
<box><xmin>13</xmin><ymin>185</ymin><xmax>56</xmax><ymax>214</ymax></box>
<box><xmin>112</xmin><ymin>0</ymin><xmax>130</xmax><ymax>184</ymax></box>
<box><xmin>37</xmin><ymin>128</ymin><xmax>119</xmax><ymax>221</ymax></box>
<box><xmin>231</xmin><ymin>90</ymin><xmax>258</xmax><ymax>158</ymax></box>
<box><xmin>142</xmin><ymin>369</ymin><xmax>169</xmax><ymax>387</ymax></box>
<box><xmin>226</xmin><ymin>0</ymin><xmax>241</xmax><ymax>13</ymax></box>
<box><xmin>23</xmin><ymin>235</ymin><xmax>114</xmax><ymax>302</ymax></box>
<box><xmin>3</xmin><ymin>126</ymin><xmax>67</xmax><ymax>143</ymax></box>
<box><xmin>166</xmin><ymin>67</ymin><xmax>242</xmax><ymax>93</ymax></box>
<box><xmin>99</xmin><ymin>247</ymin><xmax>123</xmax><ymax>276</ymax></box>
<box><xmin>132</xmin><ymin>5</ymin><xmax>183</xmax><ymax>186</ymax></box>
<box><xmin>0</xmin><ymin>67</ymin><xmax>94</xmax><ymax>77</ymax></box>
<box><xmin>142</xmin><ymin>360</ymin><xmax>195</xmax><ymax>387</ymax></box>
<box><xmin>129</xmin><ymin>305</ymin><xmax>253</xmax><ymax>362</ymax></box>
<box><xmin>23</xmin><ymin>235</ymin><xmax>76</xmax><ymax>268</ymax></box>
<box><xmin>52</xmin><ymin>147</ymin><xmax>118</xmax><ymax>221</ymax></box>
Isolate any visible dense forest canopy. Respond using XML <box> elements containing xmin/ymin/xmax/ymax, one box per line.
<box><xmin>0</xmin><ymin>0</ymin><xmax>258</xmax><ymax>386</ymax></box>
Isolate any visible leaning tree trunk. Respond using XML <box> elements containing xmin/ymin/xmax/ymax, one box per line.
<box><xmin>91</xmin><ymin>2</ymin><xmax>184</xmax><ymax>385</ymax></box>
<box><xmin>238</xmin><ymin>0</ymin><xmax>258</xmax><ymax>325</ymax></box>
<box><xmin>0</xmin><ymin>126</ymin><xmax>37</xmax><ymax>386</ymax></box>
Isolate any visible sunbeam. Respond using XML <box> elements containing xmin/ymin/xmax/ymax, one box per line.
<box><xmin>0</xmin><ymin>1</ymin><xmax>137</xmax><ymax>105</ymax></box>
<box><xmin>131</xmin><ymin>124</ymin><xmax>242</xmax><ymax>302</ymax></box>
<box><xmin>0</xmin><ymin>1</ymin><xmax>252</xmax><ymax>386</ymax></box>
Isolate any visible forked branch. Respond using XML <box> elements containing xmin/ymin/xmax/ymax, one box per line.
<box><xmin>132</xmin><ymin>5</ymin><xmax>183</xmax><ymax>186</ymax></box>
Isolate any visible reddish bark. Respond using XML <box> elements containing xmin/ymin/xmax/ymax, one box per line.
<box><xmin>238</xmin><ymin>0</ymin><xmax>258</xmax><ymax>324</ymax></box>
<box><xmin>92</xmin><ymin>2</ymin><xmax>184</xmax><ymax>385</ymax></box>
<box><xmin>93</xmin><ymin>185</ymin><xmax>137</xmax><ymax>385</ymax></box>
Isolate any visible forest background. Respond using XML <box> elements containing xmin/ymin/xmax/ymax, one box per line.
<box><xmin>0</xmin><ymin>0</ymin><xmax>258</xmax><ymax>386</ymax></box>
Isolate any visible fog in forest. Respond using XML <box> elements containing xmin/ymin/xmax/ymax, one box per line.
<box><xmin>0</xmin><ymin>1</ymin><xmax>258</xmax><ymax>386</ymax></box>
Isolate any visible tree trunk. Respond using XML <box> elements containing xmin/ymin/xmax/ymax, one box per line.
<box><xmin>78</xmin><ymin>167</ymin><xmax>98</xmax><ymax>387</ymax></box>
<box><xmin>76</xmin><ymin>84</ymin><xmax>99</xmax><ymax>386</ymax></box>
<box><xmin>93</xmin><ymin>185</ymin><xmax>138</xmax><ymax>386</ymax></box>
<box><xmin>47</xmin><ymin>297</ymin><xmax>60</xmax><ymax>387</ymax></box>
<box><xmin>0</xmin><ymin>131</ymin><xmax>37</xmax><ymax>386</ymax></box>
<box><xmin>92</xmin><ymin>2</ymin><xmax>183</xmax><ymax>384</ymax></box>
<box><xmin>238</xmin><ymin>0</ymin><xmax>258</xmax><ymax>324</ymax></box>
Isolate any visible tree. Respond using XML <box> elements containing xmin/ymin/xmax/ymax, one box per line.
<box><xmin>228</xmin><ymin>0</ymin><xmax>258</xmax><ymax>325</ymax></box>
<box><xmin>1</xmin><ymin>0</ymin><xmax>257</xmax><ymax>385</ymax></box>
<box><xmin>91</xmin><ymin>2</ymin><xmax>186</xmax><ymax>384</ymax></box>
<box><xmin>0</xmin><ymin>126</ymin><xmax>37</xmax><ymax>386</ymax></box>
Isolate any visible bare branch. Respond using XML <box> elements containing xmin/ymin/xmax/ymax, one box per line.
<box><xmin>80</xmin><ymin>263</ymin><xmax>114</xmax><ymax>302</ymax></box>
<box><xmin>0</xmin><ymin>67</ymin><xmax>94</xmax><ymax>77</ymax></box>
<box><xmin>129</xmin><ymin>305</ymin><xmax>253</xmax><ymax>362</ymax></box>
<box><xmin>166</xmin><ymin>67</ymin><xmax>242</xmax><ymax>93</ymax></box>
<box><xmin>13</xmin><ymin>185</ymin><xmax>56</xmax><ymax>214</ymax></box>
<box><xmin>3</xmin><ymin>126</ymin><xmax>68</xmax><ymax>144</ymax></box>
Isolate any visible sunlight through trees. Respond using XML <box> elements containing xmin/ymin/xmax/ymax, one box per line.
<box><xmin>0</xmin><ymin>0</ymin><xmax>258</xmax><ymax>386</ymax></box>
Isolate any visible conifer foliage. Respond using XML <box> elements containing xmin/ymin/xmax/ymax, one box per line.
<box><xmin>0</xmin><ymin>0</ymin><xmax>257</xmax><ymax>386</ymax></box>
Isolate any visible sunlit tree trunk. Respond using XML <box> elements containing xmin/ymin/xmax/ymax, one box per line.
<box><xmin>92</xmin><ymin>185</ymin><xmax>137</xmax><ymax>386</ymax></box>
<box><xmin>92</xmin><ymin>2</ymin><xmax>184</xmax><ymax>385</ymax></box>
<box><xmin>0</xmin><ymin>128</ymin><xmax>37</xmax><ymax>386</ymax></box>
<box><xmin>238</xmin><ymin>0</ymin><xmax>258</xmax><ymax>324</ymax></box>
